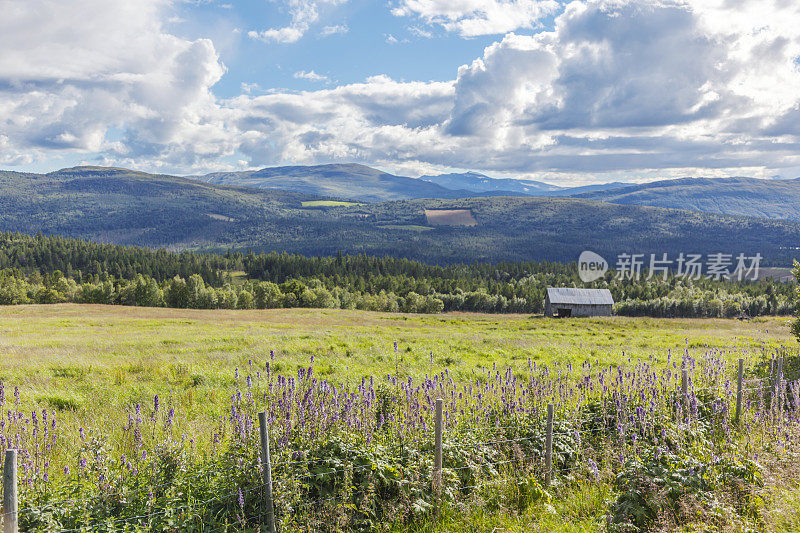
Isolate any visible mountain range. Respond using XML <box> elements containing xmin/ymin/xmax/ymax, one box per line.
<box><xmin>1</xmin><ymin>165</ymin><xmax>798</xmax><ymax>265</ymax></box>
<box><xmin>189</xmin><ymin>165</ymin><xmax>800</xmax><ymax>222</ymax></box>
<box><xmin>191</xmin><ymin>164</ymin><xmax>629</xmax><ymax>202</ymax></box>
<box><xmin>419</xmin><ymin>171</ymin><xmax>628</xmax><ymax>197</ymax></box>
<box><xmin>192</xmin><ymin>164</ymin><xmax>468</xmax><ymax>202</ymax></box>
<box><xmin>572</xmin><ymin>176</ymin><xmax>800</xmax><ymax>220</ymax></box>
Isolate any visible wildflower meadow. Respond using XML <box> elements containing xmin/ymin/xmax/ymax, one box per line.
<box><xmin>1</xmin><ymin>306</ymin><xmax>799</xmax><ymax>532</ymax></box>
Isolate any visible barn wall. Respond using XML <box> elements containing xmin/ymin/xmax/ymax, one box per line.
<box><xmin>570</xmin><ymin>304</ymin><xmax>612</xmax><ymax>317</ymax></box>
<box><xmin>544</xmin><ymin>298</ymin><xmax>612</xmax><ymax>317</ymax></box>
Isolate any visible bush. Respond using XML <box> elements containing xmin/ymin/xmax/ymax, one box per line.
<box><xmin>236</xmin><ymin>290</ymin><xmax>254</xmax><ymax>309</ymax></box>
<box><xmin>77</xmin><ymin>280</ymin><xmax>115</xmax><ymax>304</ymax></box>
<box><xmin>118</xmin><ymin>275</ymin><xmax>164</xmax><ymax>307</ymax></box>
<box><xmin>0</xmin><ymin>276</ymin><xmax>31</xmax><ymax>304</ymax></box>
<box><xmin>610</xmin><ymin>449</ymin><xmax>763</xmax><ymax>532</ymax></box>
<box><xmin>254</xmin><ymin>281</ymin><xmax>282</xmax><ymax>309</ymax></box>
<box><xmin>164</xmin><ymin>276</ymin><xmax>189</xmax><ymax>308</ymax></box>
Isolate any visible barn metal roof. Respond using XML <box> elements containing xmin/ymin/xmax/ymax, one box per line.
<box><xmin>546</xmin><ymin>287</ymin><xmax>614</xmax><ymax>305</ymax></box>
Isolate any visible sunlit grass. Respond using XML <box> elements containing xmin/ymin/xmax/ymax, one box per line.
<box><xmin>0</xmin><ymin>304</ymin><xmax>796</xmax><ymax>530</ymax></box>
<box><xmin>0</xmin><ymin>304</ymin><xmax>792</xmax><ymax>419</ymax></box>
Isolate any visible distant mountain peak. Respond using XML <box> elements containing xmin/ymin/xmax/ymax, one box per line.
<box><xmin>458</xmin><ymin>171</ymin><xmax>490</xmax><ymax>178</ymax></box>
<box><xmin>253</xmin><ymin>163</ymin><xmax>392</xmax><ymax>176</ymax></box>
<box><xmin>50</xmin><ymin>165</ymin><xmax>142</xmax><ymax>175</ymax></box>
<box><xmin>419</xmin><ymin>171</ymin><xmax>563</xmax><ymax>195</ymax></box>
<box><xmin>194</xmin><ymin>163</ymin><xmax>468</xmax><ymax>202</ymax></box>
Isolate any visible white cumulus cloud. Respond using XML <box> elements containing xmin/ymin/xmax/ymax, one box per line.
<box><xmin>321</xmin><ymin>24</ymin><xmax>349</xmax><ymax>36</ymax></box>
<box><xmin>392</xmin><ymin>0</ymin><xmax>560</xmax><ymax>36</ymax></box>
<box><xmin>294</xmin><ymin>70</ymin><xmax>328</xmax><ymax>82</ymax></box>
<box><xmin>4</xmin><ymin>0</ymin><xmax>800</xmax><ymax>181</ymax></box>
<box><xmin>231</xmin><ymin>0</ymin><xmax>800</xmax><ymax>178</ymax></box>
<box><xmin>248</xmin><ymin>0</ymin><xmax>347</xmax><ymax>43</ymax></box>
<box><xmin>0</xmin><ymin>0</ymin><xmax>232</xmax><ymax>171</ymax></box>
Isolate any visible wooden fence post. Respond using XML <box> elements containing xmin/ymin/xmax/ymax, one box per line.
<box><xmin>433</xmin><ymin>397</ymin><xmax>443</xmax><ymax>510</ymax></box>
<box><xmin>544</xmin><ymin>403</ymin><xmax>553</xmax><ymax>488</ymax></box>
<box><xmin>734</xmin><ymin>359</ymin><xmax>744</xmax><ymax>426</ymax></box>
<box><xmin>3</xmin><ymin>449</ymin><xmax>18</xmax><ymax>533</ymax></box>
<box><xmin>258</xmin><ymin>412</ymin><xmax>277</xmax><ymax>533</ymax></box>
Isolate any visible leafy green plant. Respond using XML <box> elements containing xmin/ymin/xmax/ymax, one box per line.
<box><xmin>609</xmin><ymin>448</ymin><xmax>763</xmax><ymax>532</ymax></box>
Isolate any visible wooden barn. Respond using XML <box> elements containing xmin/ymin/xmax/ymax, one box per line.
<box><xmin>544</xmin><ymin>287</ymin><xmax>614</xmax><ymax>317</ymax></box>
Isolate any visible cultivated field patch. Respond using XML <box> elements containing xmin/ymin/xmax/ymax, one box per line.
<box><xmin>425</xmin><ymin>208</ymin><xmax>478</xmax><ymax>226</ymax></box>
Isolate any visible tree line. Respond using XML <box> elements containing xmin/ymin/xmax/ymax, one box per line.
<box><xmin>0</xmin><ymin>232</ymin><xmax>795</xmax><ymax>317</ymax></box>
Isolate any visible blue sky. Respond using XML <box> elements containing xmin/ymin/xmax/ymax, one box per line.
<box><xmin>2</xmin><ymin>0</ymin><xmax>800</xmax><ymax>185</ymax></box>
<box><xmin>170</xmin><ymin>0</ymin><xmax>503</xmax><ymax>96</ymax></box>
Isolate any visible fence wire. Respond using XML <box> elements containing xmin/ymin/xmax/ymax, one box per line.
<box><xmin>6</xmin><ymin>358</ymin><xmax>800</xmax><ymax>532</ymax></box>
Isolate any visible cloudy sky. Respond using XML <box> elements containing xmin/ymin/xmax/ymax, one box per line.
<box><xmin>2</xmin><ymin>0</ymin><xmax>800</xmax><ymax>184</ymax></box>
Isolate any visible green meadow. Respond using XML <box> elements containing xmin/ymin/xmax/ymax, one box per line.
<box><xmin>0</xmin><ymin>304</ymin><xmax>792</xmax><ymax>410</ymax></box>
<box><xmin>1</xmin><ymin>304</ymin><xmax>798</xmax><ymax>532</ymax></box>
<box><xmin>0</xmin><ymin>303</ymin><xmax>792</xmax><ymax>447</ymax></box>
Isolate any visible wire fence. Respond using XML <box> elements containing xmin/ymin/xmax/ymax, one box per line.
<box><xmin>2</xmin><ymin>356</ymin><xmax>800</xmax><ymax>532</ymax></box>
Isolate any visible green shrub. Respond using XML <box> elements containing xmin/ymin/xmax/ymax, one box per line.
<box><xmin>610</xmin><ymin>449</ymin><xmax>763</xmax><ymax>532</ymax></box>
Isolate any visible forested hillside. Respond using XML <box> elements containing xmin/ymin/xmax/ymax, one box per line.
<box><xmin>420</xmin><ymin>171</ymin><xmax>628</xmax><ymax>196</ymax></box>
<box><xmin>574</xmin><ymin>176</ymin><xmax>800</xmax><ymax>220</ymax></box>
<box><xmin>0</xmin><ymin>232</ymin><xmax>793</xmax><ymax>317</ymax></box>
<box><xmin>2</xmin><ymin>167</ymin><xmax>800</xmax><ymax>265</ymax></box>
<box><xmin>0</xmin><ymin>165</ymin><xmax>316</xmax><ymax>247</ymax></box>
<box><xmin>195</xmin><ymin>163</ymin><xmax>471</xmax><ymax>202</ymax></box>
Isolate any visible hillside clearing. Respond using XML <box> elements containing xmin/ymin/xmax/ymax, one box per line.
<box><xmin>301</xmin><ymin>200</ymin><xmax>362</xmax><ymax>207</ymax></box>
<box><xmin>425</xmin><ymin>208</ymin><xmax>478</xmax><ymax>226</ymax></box>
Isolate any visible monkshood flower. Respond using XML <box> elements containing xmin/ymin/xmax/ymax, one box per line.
<box><xmin>0</xmin><ymin>341</ymin><xmax>783</xmax><ymax>522</ymax></box>
<box><xmin>238</xmin><ymin>487</ymin><xmax>246</xmax><ymax>526</ymax></box>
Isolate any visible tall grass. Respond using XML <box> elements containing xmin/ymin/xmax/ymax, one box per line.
<box><xmin>2</xmin><ymin>342</ymin><xmax>798</xmax><ymax>531</ymax></box>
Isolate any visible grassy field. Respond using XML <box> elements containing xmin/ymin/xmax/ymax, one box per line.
<box><xmin>0</xmin><ymin>304</ymin><xmax>792</xmax><ymax>457</ymax></box>
<box><xmin>0</xmin><ymin>304</ymin><xmax>798</xmax><ymax>531</ymax></box>
<box><xmin>0</xmin><ymin>304</ymin><xmax>792</xmax><ymax>412</ymax></box>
